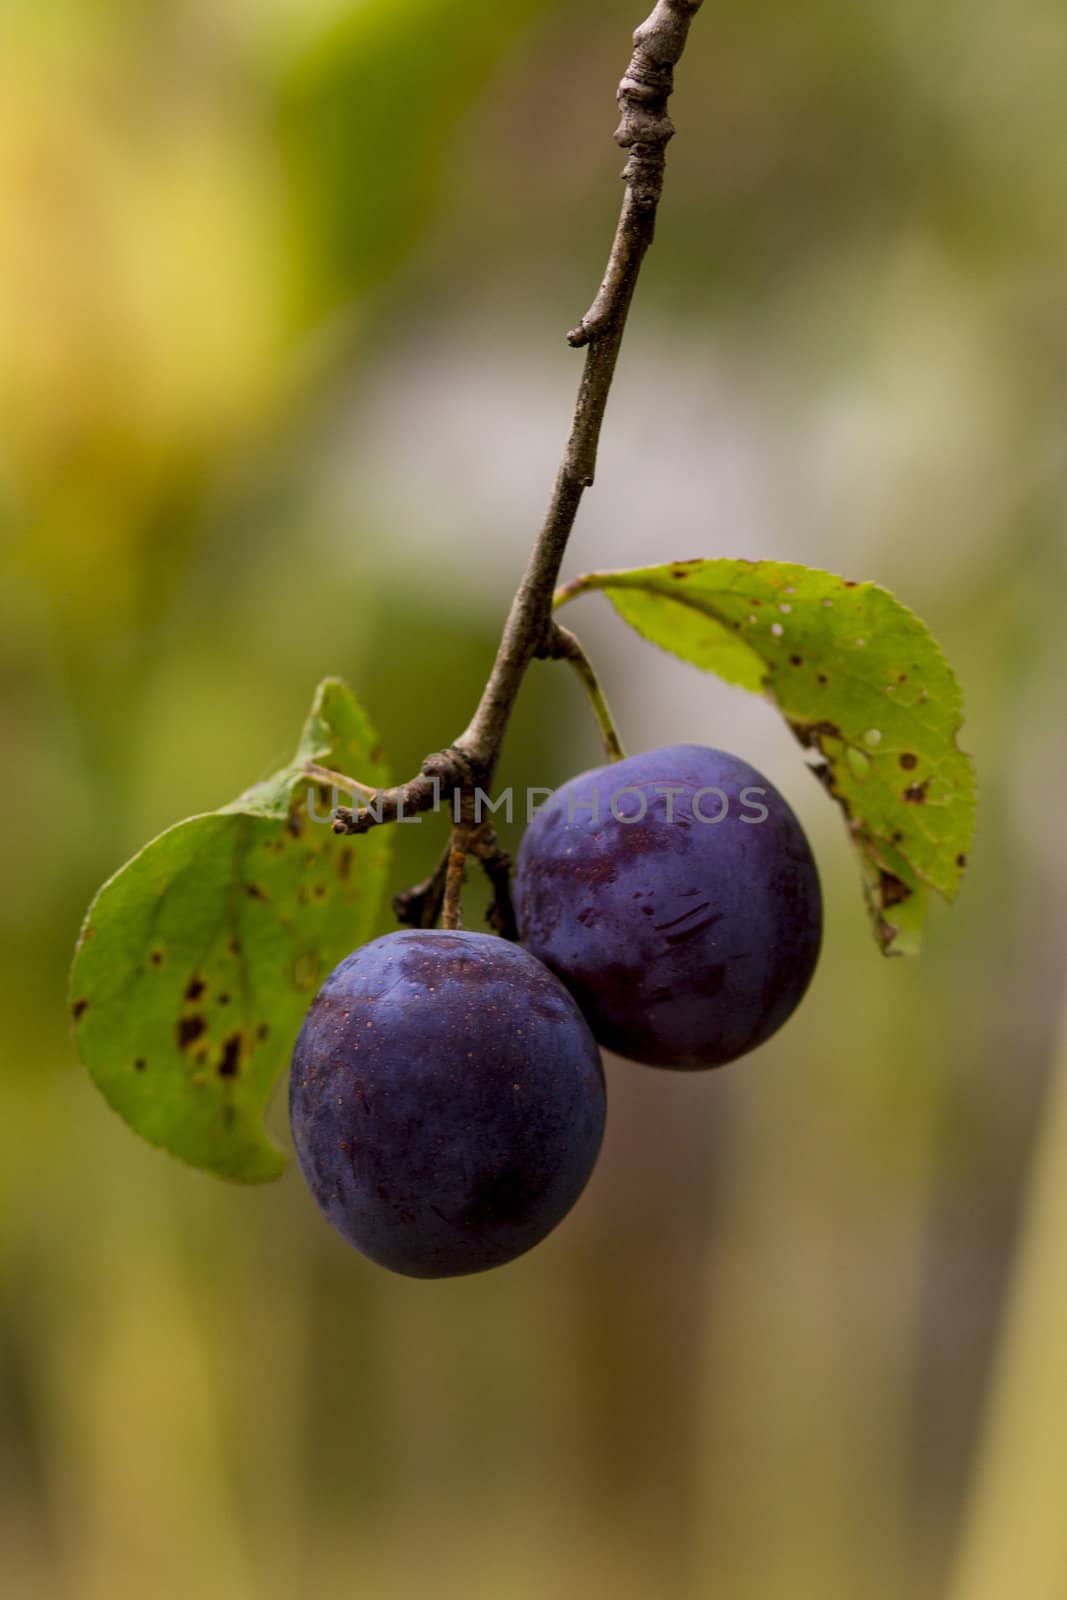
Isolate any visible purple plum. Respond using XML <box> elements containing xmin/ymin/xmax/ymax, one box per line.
<box><xmin>289</xmin><ymin>930</ymin><xmax>605</xmax><ymax>1277</ymax></box>
<box><xmin>515</xmin><ymin>744</ymin><xmax>821</xmax><ymax>1069</ymax></box>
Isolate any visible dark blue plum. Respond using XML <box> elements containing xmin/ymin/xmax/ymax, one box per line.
<box><xmin>289</xmin><ymin>930</ymin><xmax>605</xmax><ymax>1278</ymax></box>
<box><xmin>514</xmin><ymin>745</ymin><xmax>822</xmax><ymax>1070</ymax></box>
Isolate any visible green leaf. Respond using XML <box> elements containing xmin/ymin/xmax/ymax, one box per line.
<box><xmin>556</xmin><ymin>560</ymin><xmax>976</xmax><ymax>955</ymax></box>
<box><xmin>69</xmin><ymin>679</ymin><xmax>392</xmax><ymax>1181</ymax></box>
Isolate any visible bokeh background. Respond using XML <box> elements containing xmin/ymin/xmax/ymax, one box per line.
<box><xmin>3</xmin><ymin>2</ymin><xmax>1067</xmax><ymax>1595</ymax></box>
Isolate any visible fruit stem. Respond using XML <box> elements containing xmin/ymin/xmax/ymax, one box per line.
<box><xmin>443</xmin><ymin>823</ymin><xmax>472</xmax><ymax>930</ymax></box>
<box><xmin>468</xmin><ymin>825</ymin><xmax>519</xmax><ymax>940</ymax></box>
<box><xmin>393</xmin><ymin>844</ymin><xmax>452</xmax><ymax>929</ymax></box>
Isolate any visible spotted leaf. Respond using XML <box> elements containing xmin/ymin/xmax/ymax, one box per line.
<box><xmin>556</xmin><ymin>560</ymin><xmax>975</xmax><ymax>954</ymax></box>
<box><xmin>70</xmin><ymin>679</ymin><xmax>391</xmax><ymax>1180</ymax></box>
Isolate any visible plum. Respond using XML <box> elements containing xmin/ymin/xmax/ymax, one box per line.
<box><xmin>514</xmin><ymin>744</ymin><xmax>822</xmax><ymax>1070</ymax></box>
<box><xmin>289</xmin><ymin>930</ymin><xmax>606</xmax><ymax>1277</ymax></box>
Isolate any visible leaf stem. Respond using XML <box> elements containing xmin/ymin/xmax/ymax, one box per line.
<box><xmin>303</xmin><ymin>762</ymin><xmax>382</xmax><ymax>801</ymax></box>
<box><xmin>541</xmin><ymin>622</ymin><xmax>626</xmax><ymax>763</ymax></box>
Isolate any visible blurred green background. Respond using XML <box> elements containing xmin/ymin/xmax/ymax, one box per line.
<box><xmin>3</xmin><ymin>1</ymin><xmax>1067</xmax><ymax>1595</ymax></box>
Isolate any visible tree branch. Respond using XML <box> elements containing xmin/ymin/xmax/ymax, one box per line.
<box><xmin>333</xmin><ymin>2</ymin><xmax>705</xmax><ymax>920</ymax></box>
<box><xmin>329</xmin><ymin>750</ymin><xmax>468</xmax><ymax>837</ymax></box>
<box><xmin>568</xmin><ymin>0</ymin><xmax>704</xmax><ymax>349</ymax></box>
<box><xmin>453</xmin><ymin>0</ymin><xmax>704</xmax><ymax>785</ymax></box>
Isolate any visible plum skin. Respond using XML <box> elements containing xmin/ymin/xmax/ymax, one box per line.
<box><xmin>514</xmin><ymin>744</ymin><xmax>822</xmax><ymax>1070</ymax></box>
<box><xmin>289</xmin><ymin>930</ymin><xmax>606</xmax><ymax>1278</ymax></box>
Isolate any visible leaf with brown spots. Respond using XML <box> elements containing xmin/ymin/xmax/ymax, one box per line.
<box><xmin>69</xmin><ymin>679</ymin><xmax>392</xmax><ymax>1181</ymax></box>
<box><xmin>556</xmin><ymin>559</ymin><xmax>976</xmax><ymax>955</ymax></box>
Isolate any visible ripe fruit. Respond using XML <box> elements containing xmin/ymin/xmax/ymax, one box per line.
<box><xmin>289</xmin><ymin>930</ymin><xmax>606</xmax><ymax>1278</ymax></box>
<box><xmin>514</xmin><ymin>744</ymin><xmax>822</xmax><ymax>1070</ymax></box>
